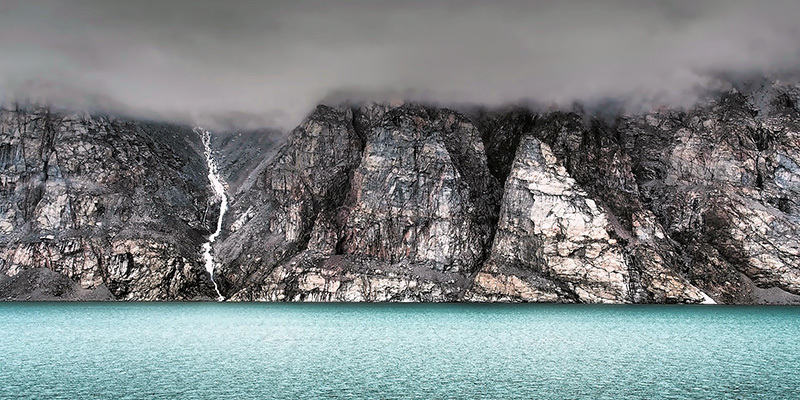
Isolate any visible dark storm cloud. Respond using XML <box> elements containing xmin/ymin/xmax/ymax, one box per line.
<box><xmin>1</xmin><ymin>0</ymin><xmax>800</xmax><ymax>129</ymax></box>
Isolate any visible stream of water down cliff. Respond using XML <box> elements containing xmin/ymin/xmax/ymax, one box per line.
<box><xmin>196</xmin><ymin>127</ymin><xmax>226</xmax><ymax>301</ymax></box>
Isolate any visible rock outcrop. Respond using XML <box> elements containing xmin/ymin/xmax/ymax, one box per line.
<box><xmin>614</xmin><ymin>84</ymin><xmax>800</xmax><ymax>304</ymax></box>
<box><xmin>466</xmin><ymin>136</ymin><xmax>636</xmax><ymax>303</ymax></box>
<box><xmin>0</xmin><ymin>268</ymin><xmax>113</xmax><ymax>301</ymax></box>
<box><xmin>0</xmin><ymin>105</ymin><xmax>218</xmax><ymax>300</ymax></box>
<box><xmin>215</xmin><ymin>104</ymin><xmax>499</xmax><ymax>301</ymax></box>
<box><xmin>2</xmin><ymin>79</ymin><xmax>800</xmax><ymax>304</ymax></box>
<box><xmin>216</xmin><ymin>82</ymin><xmax>800</xmax><ymax>304</ymax></box>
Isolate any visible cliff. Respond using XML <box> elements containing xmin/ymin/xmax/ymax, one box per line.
<box><xmin>0</xmin><ymin>106</ymin><xmax>218</xmax><ymax>300</ymax></box>
<box><xmin>2</xmin><ymin>80</ymin><xmax>800</xmax><ymax>303</ymax></box>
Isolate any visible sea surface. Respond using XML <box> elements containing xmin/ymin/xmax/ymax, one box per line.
<box><xmin>0</xmin><ymin>303</ymin><xmax>798</xmax><ymax>399</ymax></box>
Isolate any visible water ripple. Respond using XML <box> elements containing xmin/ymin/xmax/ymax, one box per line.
<box><xmin>0</xmin><ymin>303</ymin><xmax>798</xmax><ymax>399</ymax></box>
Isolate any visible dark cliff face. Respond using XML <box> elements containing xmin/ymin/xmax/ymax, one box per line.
<box><xmin>215</xmin><ymin>103</ymin><xmax>501</xmax><ymax>301</ymax></box>
<box><xmin>2</xmin><ymin>80</ymin><xmax>800</xmax><ymax>304</ymax></box>
<box><xmin>0</xmin><ymin>106</ymin><xmax>218</xmax><ymax>300</ymax></box>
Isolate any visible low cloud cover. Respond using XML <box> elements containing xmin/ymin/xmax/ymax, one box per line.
<box><xmin>1</xmin><ymin>0</ymin><xmax>800</xmax><ymax>129</ymax></box>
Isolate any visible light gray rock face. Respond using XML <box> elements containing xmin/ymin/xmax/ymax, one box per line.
<box><xmin>467</xmin><ymin>136</ymin><xmax>634</xmax><ymax>303</ymax></box>
<box><xmin>466</xmin><ymin>120</ymin><xmax>709</xmax><ymax>303</ymax></box>
<box><xmin>0</xmin><ymin>105</ymin><xmax>218</xmax><ymax>300</ymax></box>
<box><xmin>616</xmin><ymin>86</ymin><xmax>800</xmax><ymax>303</ymax></box>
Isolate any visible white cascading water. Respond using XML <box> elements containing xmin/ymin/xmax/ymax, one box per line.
<box><xmin>196</xmin><ymin>127</ymin><xmax>226</xmax><ymax>301</ymax></box>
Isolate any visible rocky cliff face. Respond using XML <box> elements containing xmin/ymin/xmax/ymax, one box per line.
<box><xmin>2</xmin><ymin>80</ymin><xmax>800</xmax><ymax>303</ymax></box>
<box><xmin>216</xmin><ymin>82</ymin><xmax>800</xmax><ymax>304</ymax></box>
<box><xmin>0</xmin><ymin>105</ymin><xmax>218</xmax><ymax>300</ymax></box>
<box><xmin>215</xmin><ymin>104</ymin><xmax>499</xmax><ymax>301</ymax></box>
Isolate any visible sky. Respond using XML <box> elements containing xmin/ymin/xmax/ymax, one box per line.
<box><xmin>1</xmin><ymin>0</ymin><xmax>800</xmax><ymax>129</ymax></box>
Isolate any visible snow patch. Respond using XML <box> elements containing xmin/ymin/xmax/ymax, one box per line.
<box><xmin>699</xmin><ymin>290</ymin><xmax>717</xmax><ymax>305</ymax></box>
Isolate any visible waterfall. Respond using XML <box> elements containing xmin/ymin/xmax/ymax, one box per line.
<box><xmin>196</xmin><ymin>127</ymin><xmax>226</xmax><ymax>301</ymax></box>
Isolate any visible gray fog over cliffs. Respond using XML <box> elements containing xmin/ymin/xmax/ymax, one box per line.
<box><xmin>2</xmin><ymin>79</ymin><xmax>800</xmax><ymax>304</ymax></box>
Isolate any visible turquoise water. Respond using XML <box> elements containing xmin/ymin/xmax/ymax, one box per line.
<box><xmin>1</xmin><ymin>304</ymin><xmax>798</xmax><ymax>399</ymax></box>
